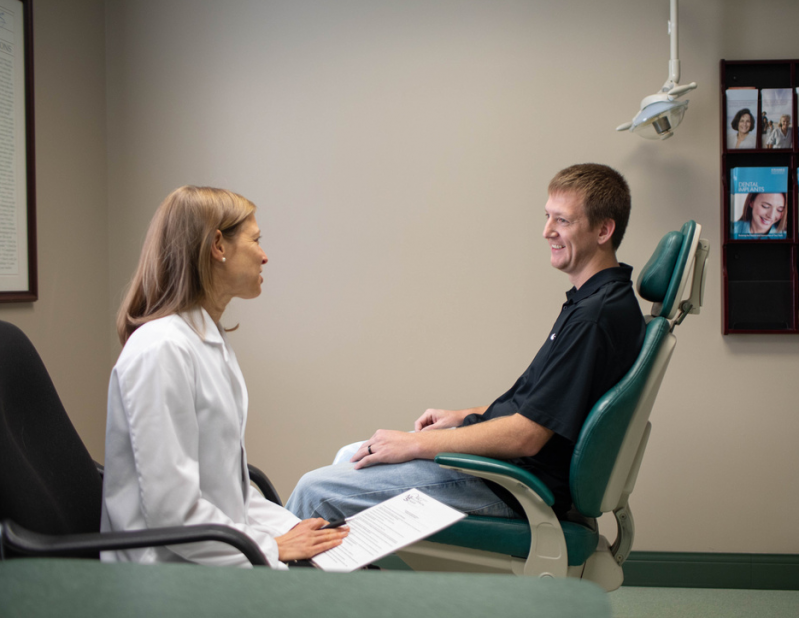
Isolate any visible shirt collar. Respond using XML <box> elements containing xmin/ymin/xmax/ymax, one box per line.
<box><xmin>564</xmin><ymin>263</ymin><xmax>634</xmax><ymax>305</ymax></box>
<box><xmin>180</xmin><ymin>306</ymin><xmax>226</xmax><ymax>347</ymax></box>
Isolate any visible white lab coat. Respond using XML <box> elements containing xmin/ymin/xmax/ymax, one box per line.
<box><xmin>100</xmin><ymin>308</ymin><xmax>300</xmax><ymax>568</ymax></box>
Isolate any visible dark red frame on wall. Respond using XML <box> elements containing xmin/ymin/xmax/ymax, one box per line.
<box><xmin>0</xmin><ymin>0</ymin><xmax>36</xmax><ymax>303</ymax></box>
<box><xmin>721</xmin><ymin>59</ymin><xmax>799</xmax><ymax>334</ymax></box>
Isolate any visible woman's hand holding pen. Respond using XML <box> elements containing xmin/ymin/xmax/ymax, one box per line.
<box><xmin>275</xmin><ymin>518</ymin><xmax>349</xmax><ymax>562</ymax></box>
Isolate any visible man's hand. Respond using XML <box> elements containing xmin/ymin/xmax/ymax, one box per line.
<box><xmin>351</xmin><ymin>411</ymin><xmax>553</xmax><ymax>471</ymax></box>
<box><xmin>275</xmin><ymin>518</ymin><xmax>349</xmax><ymax>562</ymax></box>
<box><xmin>351</xmin><ymin>429</ymin><xmax>420</xmax><ymax>469</ymax></box>
<box><xmin>414</xmin><ymin>407</ymin><xmax>487</xmax><ymax>432</ymax></box>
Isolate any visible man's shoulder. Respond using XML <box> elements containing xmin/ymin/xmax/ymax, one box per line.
<box><xmin>572</xmin><ymin>272</ymin><xmax>641</xmax><ymax>323</ymax></box>
<box><xmin>562</xmin><ymin>273</ymin><xmax>644</xmax><ymax>362</ymax></box>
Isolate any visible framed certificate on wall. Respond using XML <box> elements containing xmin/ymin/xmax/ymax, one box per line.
<box><xmin>0</xmin><ymin>0</ymin><xmax>35</xmax><ymax>302</ymax></box>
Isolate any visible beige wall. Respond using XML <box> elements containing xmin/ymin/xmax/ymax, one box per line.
<box><xmin>0</xmin><ymin>0</ymin><xmax>109</xmax><ymax>460</ymax></box>
<box><xmin>104</xmin><ymin>0</ymin><xmax>799</xmax><ymax>554</ymax></box>
<box><xmin>8</xmin><ymin>0</ymin><xmax>798</xmax><ymax>555</ymax></box>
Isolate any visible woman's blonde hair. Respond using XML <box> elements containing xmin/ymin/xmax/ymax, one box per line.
<box><xmin>117</xmin><ymin>186</ymin><xmax>256</xmax><ymax>344</ymax></box>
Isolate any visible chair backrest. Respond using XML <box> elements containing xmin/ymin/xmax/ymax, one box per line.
<box><xmin>638</xmin><ymin>220</ymin><xmax>704</xmax><ymax>320</ymax></box>
<box><xmin>0</xmin><ymin>321</ymin><xmax>103</xmax><ymax>544</ymax></box>
<box><xmin>569</xmin><ymin>222</ymin><xmax>707</xmax><ymax>518</ymax></box>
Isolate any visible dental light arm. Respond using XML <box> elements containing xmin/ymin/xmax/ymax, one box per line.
<box><xmin>616</xmin><ymin>0</ymin><xmax>697</xmax><ymax>140</ymax></box>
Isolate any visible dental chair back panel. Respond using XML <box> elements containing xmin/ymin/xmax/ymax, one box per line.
<box><xmin>570</xmin><ymin>317</ymin><xmax>671</xmax><ymax>518</ymax></box>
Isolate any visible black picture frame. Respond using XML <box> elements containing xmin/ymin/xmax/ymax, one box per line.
<box><xmin>0</xmin><ymin>0</ymin><xmax>36</xmax><ymax>302</ymax></box>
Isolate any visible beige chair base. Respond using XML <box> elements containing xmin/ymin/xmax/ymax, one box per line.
<box><xmin>397</xmin><ymin>534</ymin><xmax>624</xmax><ymax>592</ymax></box>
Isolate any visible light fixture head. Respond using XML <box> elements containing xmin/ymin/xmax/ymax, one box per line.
<box><xmin>629</xmin><ymin>96</ymin><xmax>689</xmax><ymax>140</ymax></box>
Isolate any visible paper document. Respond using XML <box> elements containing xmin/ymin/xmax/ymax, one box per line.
<box><xmin>311</xmin><ymin>489</ymin><xmax>465</xmax><ymax>572</ymax></box>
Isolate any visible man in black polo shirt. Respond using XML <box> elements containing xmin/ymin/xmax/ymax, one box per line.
<box><xmin>287</xmin><ymin>163</ymin><xmax>646</xmax><ymax>522</ymax></box>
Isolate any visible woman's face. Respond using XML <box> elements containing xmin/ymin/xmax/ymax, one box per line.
<box><xmin>737</xmin><ymin>113</ymin><xmax>753</xmax><ymax>134</ymax></box>
<box><xmin>749</xmin><ymin>193</ymin><xmax>785</xmax><ymax>234</ymax></box>
<box><xmin>780</xmin><ymin>117</ymin><xmax>790</xmax><ymax>133</ymax></box>
<box><xmin>219</xmin><ymin>215</ymin><xmax>268</xmax><ymax>300</ymax></box>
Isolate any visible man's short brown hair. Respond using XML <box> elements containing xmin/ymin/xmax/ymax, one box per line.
<box><xmin>548</xmin><ymin>163</ymin><xmax>631</xmax><ymax>250</ymax></box>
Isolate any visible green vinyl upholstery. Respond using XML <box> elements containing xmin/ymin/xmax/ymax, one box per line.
<box><xmin>569</xmin><ymin>317</ymin><xmax>671</xmax><ymax>517</ymax></box>
<box><xmin>641</xmin><ymin>220</ymin><xmax>697</xmax><ymax>318</ymax></box>
<box><xmin>427</xmin><ymin>453</ymin><xmax>595</xmax><ymax>566</ymax></box>
<box><xmin>432</xmin><ymin>453</ymin><xmax>554</xmax><ymax>506</ymax></box>
<box><xmin>428</xmin><ymin>516</ymin><xmax>598</xmax><ymax>567</ymax></box>
<box><xmin>637</xmin><ymin>231</ymin><xmax>682</xmax><ymax>302</ymax></box>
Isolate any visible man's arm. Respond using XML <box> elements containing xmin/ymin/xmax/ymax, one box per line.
<box><xmin>351</xmin><ymin>414</ymin><xmax>553</xmax><ymax>470</ymax></box>
<box><xmin>413</xmin><ymin>406</ymin><xmax>488</xmax><ymax>431</ymax></box>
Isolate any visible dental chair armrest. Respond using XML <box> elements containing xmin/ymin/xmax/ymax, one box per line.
<box><xmin>434</xmin><ymin>453</ymin><xmax>555</xmax><ymax>506</ymax></box>
<box><xmin>434</xmin><ymin>453</ymin><xmax>567</xmax><ymax>577</ymax></box>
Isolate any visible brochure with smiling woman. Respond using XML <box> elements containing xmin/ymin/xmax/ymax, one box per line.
<box><xmin>726</xmin><ymin>88</ymin><xmax>758</xmax><ymax>150</ymax></box>
<box><xmin>730</xmin><ymin>167</ymin><xmax>789</xmax><ymax>240</ymax></box>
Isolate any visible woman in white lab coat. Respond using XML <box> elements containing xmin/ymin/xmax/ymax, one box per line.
<box><xmin>101</xmin><ymin>186</ymin><xmax>347</xmax><ymax>568</ymax></box>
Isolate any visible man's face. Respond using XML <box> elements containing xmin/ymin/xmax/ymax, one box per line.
<box><xmin>542</xmin><ymin>192</ymin><xmax>604</xmax><ymax>285</ymax></box>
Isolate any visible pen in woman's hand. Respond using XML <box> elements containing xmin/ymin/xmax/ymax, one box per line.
<box><xmin>320</xmin><ymin>518</ymin><xmax>348</xmax><ymax>529</ymax></box>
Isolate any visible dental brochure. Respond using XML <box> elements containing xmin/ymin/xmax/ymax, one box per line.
<box><xmin>725</xmin><ymin>88</ymin><xmax>758</xmax><ymax>150</ymax></box>
<box><xmin>761</xmin><ymin>88</ymin><xmax>792</xmax><ymax>149</ymax></box>
<box><xmin>311</xmin><ymin>489</ymin><xmax>466</xmax><ymax>572</ymax></box>
<box><xmin>730</xmin><ymin>167</ymin><xmax>788</xmax><ymax>240</ymax></box>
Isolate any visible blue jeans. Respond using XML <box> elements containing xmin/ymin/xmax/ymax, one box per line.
<box><xmin>285</xmin><ymin>456</ymin><xmax>521</xmax><ymax>521</ymax></box>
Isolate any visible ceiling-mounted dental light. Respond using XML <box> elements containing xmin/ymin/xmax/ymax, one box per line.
<box><xmin>616</xmin><ymin>0</ymin><xmax>697</xmax><ymax>140</ymax></box>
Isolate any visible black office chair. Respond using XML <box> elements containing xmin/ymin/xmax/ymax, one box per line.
<box><xmin>0</xmin><ymin>320</ymin><xmax>279</xmax><ymax>566</ymax></box>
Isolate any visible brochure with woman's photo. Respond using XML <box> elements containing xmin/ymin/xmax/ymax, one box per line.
<box><xmin>726</xmin><ymin>88</ymin><xmax>758</xmax><ymax>150</ymax></box>
<box><xmin>761</xmin><ymin>88</ymin><xmax>792</xmax><ymax>149</ymax></box>
<box><xmin>730</xmin><ymin>167</ymin><xmax>788</xmax><ymax>240</ymax></box>
<box><xmin>796</xmin><ymin>88</ymin><xmax>799</xmax><ymax>147</ymax></box>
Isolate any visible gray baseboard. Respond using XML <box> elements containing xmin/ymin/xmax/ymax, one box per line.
<box><xmin>622</xmin><ymin>551</ymin><xmax>799</xmax><ymax>590</ymax></box>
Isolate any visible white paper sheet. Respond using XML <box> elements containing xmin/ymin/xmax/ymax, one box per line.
<box><xmin>311</xmin><ymin>489</ymin><xmax>466</xmax><ymax>572</ymax></box>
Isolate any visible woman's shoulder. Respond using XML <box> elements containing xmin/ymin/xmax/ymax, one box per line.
<box><xmin>117</xmin><ymin>313</ymin><xmax>201</xmax><ymax>367</ymax></box>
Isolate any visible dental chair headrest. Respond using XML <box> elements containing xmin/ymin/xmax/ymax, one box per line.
<box><xmin>636</xmin><ymin>220</ymin><xmax>698</xmax><ymax>319</ymax></box>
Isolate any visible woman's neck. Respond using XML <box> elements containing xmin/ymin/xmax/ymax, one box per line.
<box><xmin>200</xmin><ymin>295</ymin><xmax>229</xmax><ymax>324</ymax></box>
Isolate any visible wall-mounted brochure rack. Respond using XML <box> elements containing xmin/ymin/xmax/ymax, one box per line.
<box><xmin>721</xmin><ymin>59</ymin><xmax>799</xmax><ymax>334</ymax></box>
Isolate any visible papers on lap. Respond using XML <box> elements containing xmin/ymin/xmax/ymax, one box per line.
<box><xmin>311</xmin><ymin>489</ymin><xmax>466</xmax><ymax>572</ymax></box>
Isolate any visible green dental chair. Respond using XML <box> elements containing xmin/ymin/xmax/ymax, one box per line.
<box><xmin>396</xmin><ymin>221</ymin><xmax>710</xmax><ymax>592</ymax></box>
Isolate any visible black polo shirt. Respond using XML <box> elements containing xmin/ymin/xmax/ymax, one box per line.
<box><xmin>462</xmin><ymin>264</ymin><xmax>645</xmax><ymax>516</ymax></box>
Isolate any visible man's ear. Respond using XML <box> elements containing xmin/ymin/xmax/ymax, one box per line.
<box><xmin>596</xmin><ymin>219</ymin><xmax>616</xmax><ymax>247</ymax></box>
<box><xmin>210</xmin><ymin>229</ymin><xmax>226</xmax><ymax>262</ymax></box>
